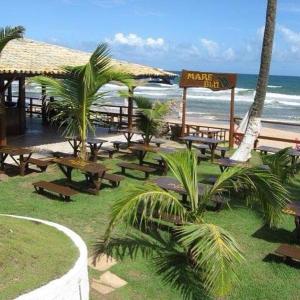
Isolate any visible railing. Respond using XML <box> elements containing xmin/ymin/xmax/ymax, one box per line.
<box><xmin>13</xmin><ymin>96</ymin><xmax>300</xmax><ymax>146</ymax></box>
<box><xmin>233</xmin><ymin>117</ymin><xmax>300</xmax><ymax>146</ymax></box>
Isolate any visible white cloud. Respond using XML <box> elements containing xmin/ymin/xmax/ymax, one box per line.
<box><xmin>224</xmin><ymin>48</ymin><xmax>235</xmax><ymax>61</ymax></box>
<box><xmin>200</xmin><ymin>38</ymin><xmax>219</xmax><ymax>57</ymax></box>
<box><xmin>107</xmin><ymin>33</ymin><xmax>165</xmax><ymax>49</ymax></box>
<box><xmin>278</xmin><ymin>25</ymin><xmax>300</xmax><ymax>57</ymax></box>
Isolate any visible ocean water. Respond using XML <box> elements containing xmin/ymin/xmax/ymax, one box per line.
<box><xmin>18</xmin><ymin>73</ymin><xmax>300</xmax><ymax>126</ymax></box>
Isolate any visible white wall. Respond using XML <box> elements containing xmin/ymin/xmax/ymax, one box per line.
<box><xmin>1</xmin><ymin>214</ymin><xmax>89</xmax><ymax>300</ymax></box>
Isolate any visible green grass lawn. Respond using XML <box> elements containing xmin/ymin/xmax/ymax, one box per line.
<box><xmin>0</xmin><ymin>215</ymin><xmax>78</xmax><ymax>299</ymax></box>
<box><xmin>0</xmin><ymin>151</ymin><xmax>299</xmax><ymax>300</ymax></box>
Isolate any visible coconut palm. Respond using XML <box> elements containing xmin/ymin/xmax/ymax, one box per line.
<box><xmin>95</xmin><ymin>150</ymin><xmax>289</xmax><ymax>298</ymax></box>
<box><xmin>0</xmin><ymin>26</ymin><xmax>25</xmax><ymax>145</ymax></box>
<box><xmin>231</xmin><ymin>0</ymin><xmax>277</xmax><ymax>161</ymax></box>
<box><xmin>32</xmin><ymin>43</ymin><xmax>133</xmax><ymax>159</ymax></box>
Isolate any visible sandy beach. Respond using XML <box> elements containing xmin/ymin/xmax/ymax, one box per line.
<box><xmin>167</xmin><ymin>117</ymin><xmax>300</xmax><ymax>148</ymax></box>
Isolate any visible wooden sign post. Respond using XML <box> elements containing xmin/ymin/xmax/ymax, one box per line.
<box><xmin>179</xmin><ymin>70</ymin><xmax>237</xmax><ymax>147</ymax></box>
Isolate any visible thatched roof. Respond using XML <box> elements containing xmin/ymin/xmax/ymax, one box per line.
<box><xmin>0</xmin><ymin>39</ymin><xmax>176</xmax><ymax>79</ymax></box>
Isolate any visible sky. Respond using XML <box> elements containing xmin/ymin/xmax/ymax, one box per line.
<box><xmin>1</xmin><ymin>0</ymin><xmax>300</xmax><ymax>76</ymax></box>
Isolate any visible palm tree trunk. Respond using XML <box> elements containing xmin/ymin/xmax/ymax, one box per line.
<box><xmin>80</xmin><ymin>98</ymin><xmax>87</xmax><ymax>160</ymax></box>
<box><xmin>231</xmin><ymin>0</ymin><xmax>277</xmax><ymax>162</ymax></box>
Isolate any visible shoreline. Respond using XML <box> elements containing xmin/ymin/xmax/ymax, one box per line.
<box><xmin>166</xmin><ymin>117</ymin><xmax>300</xmax><ymax>148</ymax></box>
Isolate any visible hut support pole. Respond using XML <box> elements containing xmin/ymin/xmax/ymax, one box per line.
<box><xmin>181</xmin><ymin>87</ymin><xmax>187</xmax><ymax>136</ymax></box>
<box><xmin>41</xmin><ymin>85</ymin><xmax>47</xmax><ymax>124</ymax></box>
<box><xmin>0</xmin><ymin>78</ymin><xmax>6</xmax><ymax>145</ymax></box>
<box><xmin>229</xmin><ymin>87</ymin><xmax>235</xmax><ymax>148</ymax></box>
<box><xmin>18</xmin><ymin>77</ymin><xmax>26</xmax><ymax>134</ymax></box>
<box><xmin>7</xmin><ymin>83</ymin><xmax>12</xmax><ymax>102</ymax></box>
<box><xmin>128</xmin><ymin>86</ymin><xmax>135</xmax><ymax>130</ymax></box>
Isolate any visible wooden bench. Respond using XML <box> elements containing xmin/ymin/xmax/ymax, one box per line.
<box><xmin>117</xmin><ymin>162</ymin><xmax>156</xmax><ymax>178</ymax></box>
<box><xmin>103</xmin><ymin>173</ymin><xmax>125</xmax><ymax>187</ymax></box>
<box><xmin>275</xmin><ymin>244</ymin><xmax>300</xmax><ymax>262</ymax></box>
<box><xmin>194</xmin><ymin>144</ymin><xmax>209</xmax><ymax>154</ymax></box>
<box><xmin>100</xmin><ymin>147</ymin><xmax>117</xmax><ymax>159</ymax></box>
<box><xmin>27</xmin><ymin>157</ymin><xmax>54</xmax><ymax>172</ymax></box>
<box><xmin>33</xmin><ymin>181</ymin><xmax>78</xmax><ymax>201</ymax></box>
<box><xmin>212</xmin><ymin>195</ymin><xmax>229</xmax><ymax>211</ymax></box>
<box><xmin>112</xmin><ymin>141</ymin><xmax>128</xmax><ymax>151</ymax></box>
<box><xmin>52</xmin><ymin>151</ymin><xmax>74</xmax><ymax>158</ymax></box>
<box><xmin>216</xmin><ymin>146</ymin><xmax>229</xmax><ymax>158</ymax></box>
<box><xmin>197</xmin><ymin>152</ymin><xmax>207</xmax><ymax>165</ymax></box>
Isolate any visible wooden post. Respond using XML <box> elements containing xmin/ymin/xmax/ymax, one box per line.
<box><xmin>229</xmin><ymin>87</ymin><xmax>235</xmax><ymax>148</ymax></box>
<box><xmin>41</xmin><ymin>85</ymin><xmax>47</xmax><ymax>124</ymax></box>
<box><xmin>181</xmin><ymin>87</ymin><xmax>187</xmax><ymax>136</ymax></box>
<box><xmin>18</xmin><ymin>77</ymin><xmax>26</xmax><ymax>134</ymax></box>
<box><xmin>0</xmin><ymin>78</ymin><xmax>6</xmax><ymax>145</ymax></box>
<box><xmin>7</xmin><ymin>83</ymin><xmax>12</xmax><ymax>102</ymax></box>
<box><xmin>30</xmin><ymin>98</ymin><xmax>33</xmax><ymax>118</ymax></box>
<box><xmin>127</xmin><ymin>86</ymin><xmax>135</xmax><ymax>130</ymax></box>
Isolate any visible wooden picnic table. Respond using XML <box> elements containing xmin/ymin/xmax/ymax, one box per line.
<box><xmin>129</xmin><ymin>144</ymin><xmax>159</xmax><ymax>165</ymax></box>
<box><xmin>282</xmin><ymin>201</ymin><xmax>300</xmax><ymax>239</ymax></box>
<box><xmin>0</xmin><ymin>146</ymin><xmax>34</xmax><ymax>176</ymax></box>
<box><xmin>257</xmin><ymin>146</ymin><xmax>300</xmax><ymax>172</ymax></box>
<box><xmin>179</xmin><ymin>136</ymin><xmax>221</xmax><ymax>161</ymax></box>
<box><xmin>65</xmin><ymin>136</ymin><xmax>82</xmax><ymax>157</ymax></box>
<box><xmin>215</xmin><ymin>158</ymin><xmax>244</xmax><ymax>172</ymax></box>
<box><xmin>193</xmin><ymin>128</ymin><xmax>223</xmax><ymax>139</ymax></box>
<box><xmin>129</xmin><ymin>144</ymin><xmax>176</xmax><ymax>165</ymax></box>
<box><xmin>54</xmin><ymin>157</ymin><xmax>108</xmax><ymax>194</ymax></box>
<box><xmin>86</xmin><ymin>138</ymin><xmax>107</xmax><ymax>162</ymax></box>
<box><xmin>153</xmin><ymin>177</ymin><xmax>207</xmax><ymax>202</ymax></box>
<box><xmin>118</xmin><ymin>129</ymin><xmax>142</xmax><ymax>144</ymax></box>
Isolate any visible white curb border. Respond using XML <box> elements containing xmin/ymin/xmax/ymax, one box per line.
<box><xmin>0</xmin><ymin>214</ymin><xmax>89</xmax><ymax>300</ymax></box>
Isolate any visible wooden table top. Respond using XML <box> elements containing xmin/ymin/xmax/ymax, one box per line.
<box><xmin>179</xmin><ymin>136</ymin><xmax>221</xmax><ymax>144</ymax></box>
<box><xmin>129</xmin><ymin>144</ymin><xmax>159</xmax><ymax>153</ymax></box>
<box><xmin>154</xmin><ymin>177</ymin><xmax>207</xmax><ymax>196</ymax></box>
<box><xmin>54</xmin><ymin>157</ymin><xmax>108</xmax><ymax>173</ymax></box>
<box><xmin>65</xmin><ymin>136</ymin><xmax>81</xmax><ymax>141</ymax></box>
<box><xmin>86</xmin><ymin>138</ymin><xmax>107</xmax><ymax>145</ymax></box>
<box><xmin>282</xmin><ymin>201</ymin><xmax>300</xmax><ymax>217</ymax></box>
<box><xmin>196</xmin><ymin>129</ymin><xmax>222</xmax><ymax>134</ymax></box>
<box><xmin>0</xmin><ymin>146</ymin><xmax>33</xmax><ymax>156</ymax></box>
<box><xmin>215</xmin><ymin>158</ymin><xmax>245</xmax><ymax>168</ymax></box>
<box><xmin>257</xmin><ymin>146</ymin><xmax>300</xmax><ymax>157</ymax></box>
<box><xmin>118</xmin><ymin>129</ymin><xmax>142</xmax><ymax>135</ymax></box>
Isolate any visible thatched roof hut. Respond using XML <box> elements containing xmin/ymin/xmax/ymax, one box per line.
<box><xmin>0</xmin><ymin>38</ymin><xmax>176</xmax><ymax>79</ymax></box>
<box><xmin>0</xmin><ymin>38</ymin><xmax>176</xmax><ymax>141</ymax></box>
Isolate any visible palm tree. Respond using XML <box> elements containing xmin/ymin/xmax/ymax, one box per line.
<box><xmin>0</xmin><ymin>26</ymin><xmax>25</xmax><ymax>145</ymax></box>
<box><xmin>133</xmin><ymin>96</ymin><xmax>171</xmax><ymax>144</ymax></box>
<box><xmin>32</xmin><ymin>43</ymin><xmax>133</xmax><ymax>159</ymax></box>
<box><xmin>231</xmin><ymin>0</ymin><xmax>277</xmax><ymax>161</ymax></box>
<box><xmin>95</xmin><ymin>150</ymin><xmax>289</xmax><ymax>298</ymax></box>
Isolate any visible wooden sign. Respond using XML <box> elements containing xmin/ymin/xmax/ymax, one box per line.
<box><xmin>179</xmin><ymin>70</ymin><xmax>237</xmax><ymax>91</ymax></box>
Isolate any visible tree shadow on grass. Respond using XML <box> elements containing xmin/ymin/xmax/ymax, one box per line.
<box><xmin>252</xmin><ymin>224</ymin><xmax>296</xmax><ymax>244</ymax></box>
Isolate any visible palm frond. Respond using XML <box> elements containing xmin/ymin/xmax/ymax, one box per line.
<box><xmin>261</xmin><ymin>147</ymin><xmax>293</xmax><ymax>182</ymax></box>
<box><xmin>0</xmin><ymin>26</ymin><xmax>24</xmax><ymax>53</ymax></box>
<box><xmin>177</xmin><ymin>222</ymin><xmax>244</xmax><ymax>298</ymax></box>
<box><xmin>207</xmin><ymin>166</ymin><xmax>290</xmax><ymax>227</ymax></box>
<box><xmin>104</xmin><ymin>183</ymin><xmax>187</xmax><ymax>239</ymax></box>
<box><xmin>161</xmin><ymin>150</ymin><xmax>199</xmax><ymax>211</ymax></box>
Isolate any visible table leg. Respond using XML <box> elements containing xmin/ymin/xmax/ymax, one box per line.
<box><xmin>210</xmin><ymin>144</ymin><xmax>217</xmax><ymax>162</ymax></box>
<box><xmin>19</xmin><ymin>155</ymin><xmax>25</xmax><ymax>176</ymax></box>
<box><xmin>295</xmin><ymin>216</ymin><xmax>300</xmax><ymax>239</ymax></box>
<box><xmin>0</xmin><ymin>153</ymin><xmax>7</xmax><ymax>170</ymax></box>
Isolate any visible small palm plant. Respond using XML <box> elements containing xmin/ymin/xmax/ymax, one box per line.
<box><xmin>94</xmin><ymin>150</ymin><xmax>289</xmax><ymax>298</ymax></box>
<box><xmin>134</xmin><ymin>97</ymin><xmax>170</xmax><ymax>144</ymax></box>
<box><xmin>120</xmin><ymin>91</ymin><xmax>171</xmax><ymax>144</ymax></box>
<box><xmin>32</xmin><ymin>43</ymin><xmax>133</xmax><ymax>159</ymax></box>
